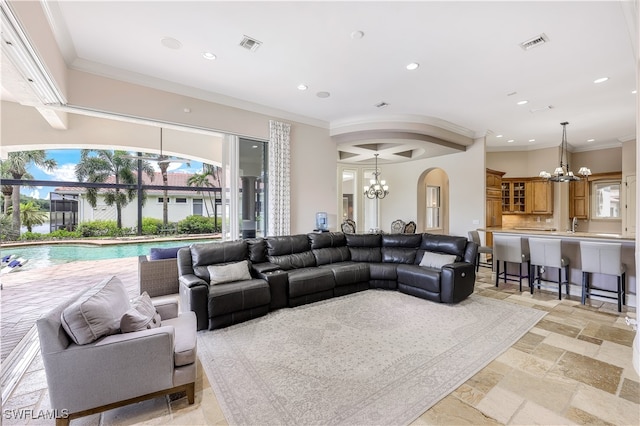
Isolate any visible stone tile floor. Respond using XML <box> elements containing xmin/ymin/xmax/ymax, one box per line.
<box><xmin>1</xmin><ymin>260</ymin><xmax>638</xmax><ymax>425</ymax></box>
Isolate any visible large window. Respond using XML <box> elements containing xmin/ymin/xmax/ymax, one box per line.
<box><xmin>592</xmin><ymin>180</ymin><xmax>621</xmax><ymax>219</ymax></box>
<box><xmin>425</xmin><ymin>185</ymin><xmax>441</xmax><ymax>229</ymax></box>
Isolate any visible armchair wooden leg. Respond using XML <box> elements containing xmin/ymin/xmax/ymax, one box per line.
<box><xmin>187</xmin><ymin>382</ymin><xmax>195</xmax><ymax>404</ymax></box>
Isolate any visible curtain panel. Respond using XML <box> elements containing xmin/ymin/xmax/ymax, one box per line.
<box><xmin>268</xmin><ymin>120</ymin><xmax>291</xmax><ymax>236</ymax></box>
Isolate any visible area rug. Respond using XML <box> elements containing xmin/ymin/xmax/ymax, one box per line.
<box><xmin>197</xmin><ymin>290</ymin><xmax>547</xmax><ymax>425</ymax></box>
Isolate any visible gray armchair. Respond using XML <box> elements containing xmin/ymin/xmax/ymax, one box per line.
<box><xmin>36</xmin><ymin>276</ymin><xmax>197</xmax><ymax>426</ymax></box>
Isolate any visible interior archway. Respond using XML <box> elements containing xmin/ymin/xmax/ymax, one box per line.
<box><xmin>417</xmin><ymin>168</ymin><xmax>449</xmax><ymax>235</ymax></box>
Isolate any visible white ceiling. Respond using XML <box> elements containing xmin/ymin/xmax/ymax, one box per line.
<box><xmin>3</xmin><ymin>1</ymin><xmax>638</xmax><ymax>158</ymax></box>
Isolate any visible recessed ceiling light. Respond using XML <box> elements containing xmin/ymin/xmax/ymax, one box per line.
<box><xmin>202</xmin><ymin>52</ymin><xmax>216</xmax><ymax>60</ymax></box>
<box><xmin>350</xmin><ymin>30</ymin><xmax>365</xmax><ymax>39</ymax></box>
<box><xmin>517</xmin><ymin>100</ymin><xmax>528</xmax><ymax>105</ymax></box>
<box><xmin>507</xmin><ymin>139</ymin><xmax>515</xmax><ymax>143</ymax></box>
<box><xmin>406</xmin><ymin>62</ymin><xmax>419</xmax><ymax>71</ymax></box>
<box><xmin>316</xmin><ymin>91</ymin><xmax>330</xmax><ymax>98</ymax></box>
<box><xmin>160</xmin><ymin>37</ymin><xmax>182</xmax><ymax>50</ymax></box>
<box><xmin>528</xmin><ymin>139</ymin><xmax>535</xmax><ymax>142</ymax></box>
<box><xmin>587</xmin><ymin>138</ymin><xmax>595</xmax><ymax>142</ymax></box>
<box><xmin>496</xmin><ymin>134</ymin><xmax>503</xmax><ymax>138</ymax></box>
<box><xmin>593</xmin><ymin>77</ymin><xmax>609</xmax><ymax>84</ymax></box>
<box><xmin>252</xmin><ymin>145</ymin><xmax>258</xmax><ymax>149</ymax></box>
<box><xmin>632</xmin><ymin>90</ymin><xmax>637</xmax><ymax>94</ymax></box>
<box><xmin>297</xmin><ymin>84</ymin><xmax>308</xmax><ymax>91</ymax></box>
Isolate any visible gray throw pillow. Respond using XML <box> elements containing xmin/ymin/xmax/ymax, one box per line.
<box><xmin>207</xmin><ymin>260</ymin><xmax>252</xmax><ymax>285</ymax></box>
<box><xmin>419</xmin><ymin>252</ymin><xmax>457</xmax><ymax>269</ymax></box>
<box><xmin>120</xmin><ymin>292</ymin><xmax>161</xmax><ymax>333</ymax></box>
<box><xmin>61</xmin><ymin>276</ymin><xmax>130</xmax><ymax>345</ymax></box>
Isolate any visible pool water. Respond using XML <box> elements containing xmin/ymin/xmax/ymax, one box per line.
<box><xmin>1</xmin><ymin>239</ymin><xmax>215</xmax><ymax>271</ymax></box>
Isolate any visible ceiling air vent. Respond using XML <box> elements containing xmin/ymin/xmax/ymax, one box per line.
<box><xmin>239</xmin><ymin>35</ymin><xmax>262</xmax><ymax>52</ymax></box>
<box><xmin>520</xmin><ymin>33</ymin><xmax>549</xmax><ymax>50</ymax></box>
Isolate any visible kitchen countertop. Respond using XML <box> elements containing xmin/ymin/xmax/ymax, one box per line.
<box><xmin>480</xmin><ymin>227</ymin><xmax>635</xmax><ymax>243</ymax></box>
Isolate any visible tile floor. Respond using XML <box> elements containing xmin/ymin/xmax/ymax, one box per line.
<box><xmin>1</xmin><ymin>260</ymin><xmax>638</xmax><ymax>425</ymax></box>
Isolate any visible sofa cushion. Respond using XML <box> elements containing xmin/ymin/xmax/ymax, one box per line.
<box><xmin>381</xmin><ymin>247</ymin><xmax>416</xmax><ymax>264</ymax></box>
<box><xmin>191</xmin><ymin>241</ymin><xmax>248</xmax><ymax>280</ymax></box>
<box><xmin>149</xmin><ymin>246</ymin><xmax>185</xmax><ymax>260</ymax></box>
<box><xmin>308</xmin><ymin>232</ymin><xmax>347</xmax><ymax>249</ymax></box>
<box><xmin>266</xmin><ymin>234</ymin><xmax>310</xmax><ymax>256</ymax></box>
<box><xmin>312</xmin><ymin>246</ymin><xmax>350</xmax><ymax>265</ymax></box>
<box><xmin>419</xmin><ymin>234</ymin><xmax>467</xmax><ymax>257</ymax></box>
<box><xmin>207</xmin><ymin>260</ymin><xmax>252</xmax><ymax>285</ymax></box>
<box><xmin>419</xmin><ymin>252</ymin><xmax>457</xmax><ymax>269</ymax></box>
<box><xmin>268</xmin><ymin>251</ymin><xmax>316</xmax><ymax>270</ymax></box>
<box><xmin>61</xmin><ymin>276</ymin><xmax>130</xmax><ymax>345</ymax></box>
<box><xmin>162</xmin><ymin>311</ymin><xmax>198</xmax><ymax>367</ymax></box>
<box><xmin>120</xmin><ymin>292</ymin><xmax>161</xmax><ymax>333</ymax></box>
<box><xmin>319</xmin><ymin>262</ymin><xmax>370</xmax><ymax>286</ymax></box>
<box><xmin>397</xmin><ymin>264</ymin><xmax>441</xmax><ymax>294</ymax></box>
<box><xmin>287</xmin><ymin>268</ymin><xmax>335</xmax><ymax>298</ymax></box>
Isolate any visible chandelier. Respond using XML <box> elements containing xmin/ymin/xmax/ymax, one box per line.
<box><xmin>539</xmin><ymin>122</ymin><xmax>591</xmax><ymax>182</ymax></box>
<box><xmin>364</xmin><ymin>153</ymin><xmax>389</xmax><ymax>199</ymax></box>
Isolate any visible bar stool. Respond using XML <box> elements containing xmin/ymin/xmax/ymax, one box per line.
<box><xmin>493</xmin><ymin>235</ymin><xmax>529</xmax><ymax>291</ymax></box>
<box><xmin>579</xmin><ymin>241</ymin><xmax>626</xmax><ymax>312</ymax></box>
<box><xmin>468</xmin><ymin>230</ymin><xmax>492</xmax><ymax>272</ymax></box>
<box><xmin>528</xmin><ymin>237</ymin><xmax>570</xmax><ymax>300</ymax></box>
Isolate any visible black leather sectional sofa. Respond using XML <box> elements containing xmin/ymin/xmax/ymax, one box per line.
<box><xmin>177</xmin><ymin>232</ymin><xmax>478</xmax><ymax>331</ymax></box>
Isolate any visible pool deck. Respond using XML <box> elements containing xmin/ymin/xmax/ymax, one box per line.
<box><xmin>0</xmin><ymin>257</ymin><xmax>140</xmax><ymax>362</ymax></box>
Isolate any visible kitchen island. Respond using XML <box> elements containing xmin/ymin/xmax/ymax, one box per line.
<box><xmin>484</xmin><ymin>228</ymin><xmax>636</xmax><ymax>307</ymax></box>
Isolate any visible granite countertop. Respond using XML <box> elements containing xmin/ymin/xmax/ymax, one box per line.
<box><xmin>483</xmin><ymin>227</ymin><xmax>635</xmax><ymax>242</ymax></box>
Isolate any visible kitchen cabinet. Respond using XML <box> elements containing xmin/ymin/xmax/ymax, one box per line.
<box><xmin>528</xmin><ymin>179</ymin><xmax>554</xmax><ymax>214</ymax></box>
<box><xmin>569</xmin><ymin>179</ymin><xmax>589</xmax><ymax>219</ymax></box>
<box><xmin>486</xmin><ymin>169</ymin><xmax>505</xmax><ymax>247</ymax></box>
<box><xmin>502</xmin><ymin>179</ymin><xmax>527</xmax><ymax>213</ymax></box>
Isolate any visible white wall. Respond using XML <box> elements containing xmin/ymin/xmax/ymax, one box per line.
<box><xmin>377</xmin><ymin>138</ymin><xmax>485</xmax><ymax>238</ymax></box>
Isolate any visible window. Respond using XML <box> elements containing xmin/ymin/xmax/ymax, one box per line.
<box><xmin>193</xmin><ymin>198</ymin><xmax>203</xmax><ymax>216</ymax></box>
<box><xmin>157</xmin><ymin>197</ymin><xmax>170</xmax><ymax>204</ymax></box>
<box><xmin>175</xmin><ymin>198</ymin><xmax>187</xmax><ymax>204</ymax></box>
<box><xmin>592</xmin><ymin>180</ymin><xmax>621</xmax><ymax>219</ymax></box>
<box><xmin>425</xmin><ymin>185</ymin><xmax>440</xmax><ymax>229</ymax></box>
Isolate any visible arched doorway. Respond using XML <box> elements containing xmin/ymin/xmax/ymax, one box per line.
<box><xmin>417</xmin><ymin>168</ymin><xmax>449</xmax><ymax>234</ymax></box>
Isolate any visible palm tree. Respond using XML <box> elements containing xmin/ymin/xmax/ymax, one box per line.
<box><xmin>1</xmin><ymin>161</ymin><xmax>13</xmax><ymax>215</ymax></box>
<box><xmin>9</xmin><ymin>201</ymin><xmax>47</xmax><ymax>233</ymax></box>
<box><xmin>154</xmin><ymin>155</ymin><xmax>189</xmax><ymax>227</ymax></box>
<box><xmin>187</xmin><ymin>164</ymin><xmax>220</xmax><ymax>218</ymax></box>
<box><xmin>75</xmin><ymin>150</ymin><xmax>154</xmax><ymax>229</ymax></box>
<box><xmin>3</xmin><ymin>151</ymin><xmax>56</xmax><ymax>234</ymax></box>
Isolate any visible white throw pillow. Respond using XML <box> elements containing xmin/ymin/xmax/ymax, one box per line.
<box><xmin>419</xmin><ymin>252</ymin><xmax>457</xmax><ymax>269</ymax></box>
<box><xmin>120</xmin><ymin>292</ymin><xmax>161</xmax><ymax>333</ymax></box>
<box><xmin>207</xmin><ymin>260</ymin><xmax>252</xmax><ymax>285</ymax></box>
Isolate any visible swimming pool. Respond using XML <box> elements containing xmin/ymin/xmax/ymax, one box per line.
<box><xmin>1</xmin><ymin>239</ymin><xmax>216</xmax><ymax>270</ymax></box>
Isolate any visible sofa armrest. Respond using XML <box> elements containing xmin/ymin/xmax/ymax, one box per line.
<box><xmin>179</xmin><ymin>274</ymin><xmax>207</xmax><ymax>288</ymax></box>
<box><xmin>43</xmin><ymin>326</ymin><xmax>176</xmax><ymax>414</ymax></box>
<box><xmin>251</xmin><ymin>262</ymin><xmax>281</xmax><ymax>274</ymax></box>
<box><xmin>440</xmin><ymin>262</ymin><xmax>476</xmax><ymax>303</ymax></box>
<box><xmin>179</xmin><ymin>280</ymin><xmax>209</xmax><ymax>331</ymax></box>
<box><xmin>154</xmin><ymin>299</ymin><xmax>179</xmax><ymax>320</ymax></box>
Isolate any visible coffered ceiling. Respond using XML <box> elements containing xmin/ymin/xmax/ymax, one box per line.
<box><xmin>1</xmin><ymin>1</ymin><xmax>637</xmax><ymax>162</ymax></box>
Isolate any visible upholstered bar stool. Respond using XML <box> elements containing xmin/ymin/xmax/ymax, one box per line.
<box><xmin>493</xmin><ymin>235</ymin><xmax>529</xmax><ymax>291</ymax></box>
<box><xmin>528</xmin><ymin>237</ymin><xmax>570</xmax><ymax>300</ymax></box>
<box><xmin>579</xmin><ymin>241</ymin><xmax>626</xmax><ymax>312</ymax></box>
<box><xmin>468</xmin><ymin>230</ymin><xmax>492</xmax><ymax>272</ymax></box>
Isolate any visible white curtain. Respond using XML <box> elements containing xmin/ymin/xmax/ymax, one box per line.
<box><xmin>268</xmin><ymin>120</ymin><xmax>291</xmax><ymax>236</ymax></box>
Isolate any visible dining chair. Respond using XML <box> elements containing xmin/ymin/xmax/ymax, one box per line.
<box><xmin>528</xmin><ymin>237</ymin><xmax>570</xmax><ymax>300</ymax></box>
<box><xmin>467</xmin><ymin>230</ymin><xmax>492</xmax><ymax>272</ymax></box>
<box><xmin>579</xmin><ymin>241</ymin><xmax>626</xmax><ymax>312</ymax></box>
<box><xmin>493</xmin><ymin>235</ymin><xmax>529</xmax><ymax>291</ymax></box>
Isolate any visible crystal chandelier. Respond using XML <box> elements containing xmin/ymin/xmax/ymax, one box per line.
<box><xmin>364</xmin><ymin>153</ymin><xmax>389</xmax><ymax>199</ymax></box>
<box><xmin>539</xmin><ymin>122</ymin><xmax>591</xmax><ymax>182</ymax></box>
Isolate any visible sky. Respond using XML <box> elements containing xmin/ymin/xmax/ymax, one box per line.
<box><xmin>24</xmin><ymin>149</ymin><xmax>205</xmax><ymax>200</ymax></box>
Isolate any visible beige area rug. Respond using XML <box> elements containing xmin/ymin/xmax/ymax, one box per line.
<box><xmin>197</xmin><ymin>290</ymin><xmax>547</xmax><ymax>425</ymax></box>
